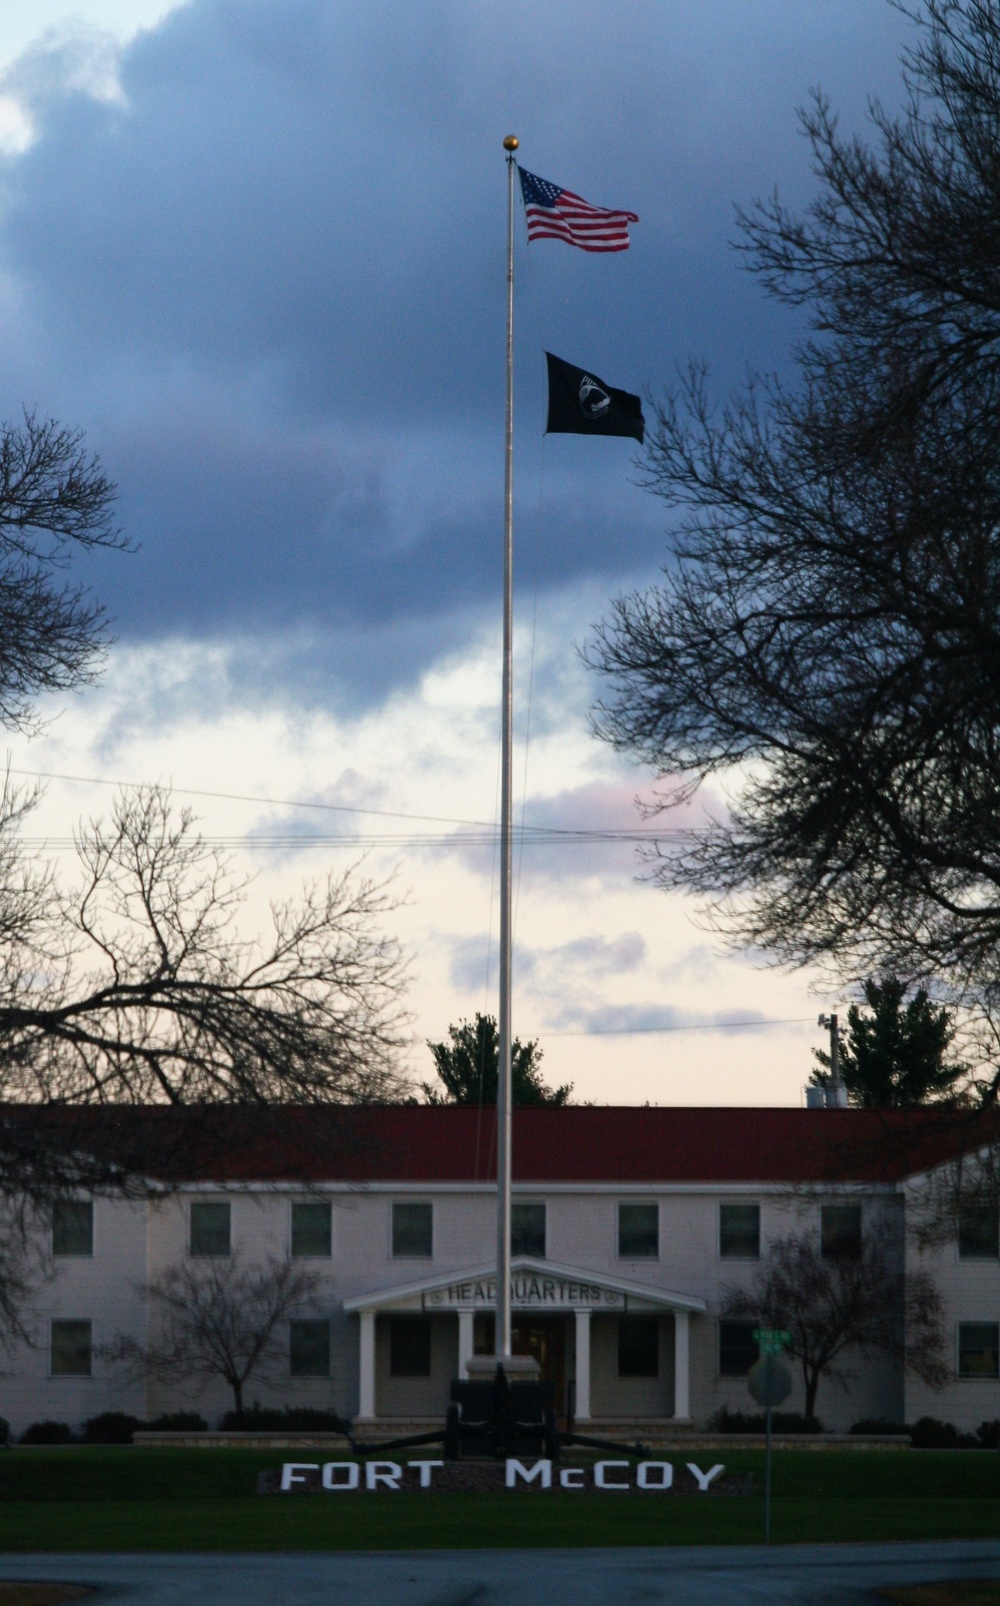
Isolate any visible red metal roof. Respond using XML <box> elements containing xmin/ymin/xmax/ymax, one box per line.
<box><xmin>54</xmin><ymin>1103</ymin><xmax>982</xmax><ymax>1186</ymax></box>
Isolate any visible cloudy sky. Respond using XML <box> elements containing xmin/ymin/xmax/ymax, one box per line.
<box><xmin>0</xmin><ymin>0</ymin><xmax>907</xmax><ymax>1104</ymax></box>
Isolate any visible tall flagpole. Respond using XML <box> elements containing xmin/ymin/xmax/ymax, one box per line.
<box><xmin>496</xmin><ymin>133</ymin><xmax>518</xmax><ymax>1363</ymax></box>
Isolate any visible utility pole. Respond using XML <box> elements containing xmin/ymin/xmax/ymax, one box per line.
<box><xmin>817</xmin><ymin>1013</ymin><xmax>846</xmax><ymax>1107</ymax></box>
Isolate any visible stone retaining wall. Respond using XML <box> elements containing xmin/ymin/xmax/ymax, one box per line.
<box><xmin>134</xmin><ymin>1430</ymin><xmax>910</xmax><ymax>1451</ymax></box>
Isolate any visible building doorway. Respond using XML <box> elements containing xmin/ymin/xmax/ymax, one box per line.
<box><xmin>512</xmin><ymin>1317</ymin><xmax>566</xmax><ymax>1416</ymax></box>
<box><xmin>473</xmin><ymin>1314</ymin><xmax>568</xmax><ymax>1416</ymax></box>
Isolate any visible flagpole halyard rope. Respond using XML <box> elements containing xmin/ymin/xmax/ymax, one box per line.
<box><xmin>513</xmin><ymin>436</ymin><xmax>544</xmax><ymax>933</ymax></box>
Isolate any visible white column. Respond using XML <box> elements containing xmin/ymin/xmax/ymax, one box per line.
<box><xmin>673</xmin><ymin>1309</ymin><xmax>690</xmax><ymax>1422</ymax></box>
<box><xmin>574</xmin><ymin>1310</ymin><xmax>592</xmax><ymax>1421</ymax></box>
<box><xmin>458</xmin><ymin>1310</ymin><xmax>475</xmax><ymax>1377</ymax></box>
<box><xmin>357</xmin><ymin>1309</ymin><xmax>376</xmax><ymax>1421</ymax></box>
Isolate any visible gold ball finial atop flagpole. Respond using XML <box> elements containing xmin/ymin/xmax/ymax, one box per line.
<box><xmin>503</xmin><ymin>135</ymin><xmax>519</xmax><ymax>151</ymax></box>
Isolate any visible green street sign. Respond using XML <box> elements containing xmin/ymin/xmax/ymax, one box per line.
<box><xmin>753</xmin><ymin>1328</ymin><xmax>791</xmax><ymax>1355</ymax></box>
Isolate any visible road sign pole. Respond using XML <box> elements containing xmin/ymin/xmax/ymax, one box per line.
<box><xmin>751</xmin><ymin>1330</ymin><xmax>791</xmax><ymax>1546</ymax></box>
<box><xmin>764</xmin><ymin>1356</ymin><xmax>772</xmax><ymax>1545</ymax></box>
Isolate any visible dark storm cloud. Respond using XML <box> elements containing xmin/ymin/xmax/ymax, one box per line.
<box><xmin>0</xmin><ymin>0</ymin><xmax>905</xmax><ymax>693</ymax></box>
<box><xmin>447</xmin><ymin>929</ymin><xmax>646</xmax><ymax>1000</ymax></box>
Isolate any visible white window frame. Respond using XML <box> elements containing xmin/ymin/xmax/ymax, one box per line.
<box><xmin>188</xmin><ymin>1198</ymin><xmax>232</xmax><ymax>1258</ymax></box>
<box><xmin>390</xmin><ymin>1199</ymin><xmax>434</xmax><ymax>1260</ymax></box>
<box><xmin>289</xmin><ymin>1199</ymin><xmax>333</xmax><ymax>1259</ymax></box>
<box><xmin>718</xmin><ymin>1200</ymin><xmax>761</xmax><ymax>1261</ymax></box>
<box><xmin>51</xmin><ymin>1197</ymin><xmax>95</xmax><ymax>1259</ymax></box>
<box><xmin>511</xmin><ymin>1200</ymin><xmax>547</xmax><ymax>1258</ymax></box>
<box><xmin>616</xmin><ymin>1200</ymin><xmax>659</xmax><ymax>1261</ymax></box>
<box><xmin>956</xmin><ymin>1319</ymin><xmax>1000</xmax><ymax>1381</ymax></box>
<box><xmin>49</xmin><ymin>1317</ymin><xmax>94</xmax><ymax>1379</ymax></box>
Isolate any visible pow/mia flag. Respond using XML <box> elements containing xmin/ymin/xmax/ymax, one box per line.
<box><xmin>545</xmin><ymin>352</ymin><xmax>644</xmax><ymax>443</ymax></box>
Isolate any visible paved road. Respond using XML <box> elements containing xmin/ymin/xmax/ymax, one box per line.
<box><xmin>0</xmin><ymin>1542</ymin><xmax>998</xmax><ymax>1604</ymax></box>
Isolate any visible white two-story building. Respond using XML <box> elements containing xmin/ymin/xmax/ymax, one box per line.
<box><xmin>4</xmin><ymin>1105</ymin><xmax>998</xmax><ymax>1437</ymax></box>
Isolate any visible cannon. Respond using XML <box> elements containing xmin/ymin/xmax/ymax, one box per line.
<box><xmin>445</xmin><ymin>1364</ymin><xmax>558</xmax><ymax>1461</ymax></box>
<box><xmin>349</xmin><ymin>1362</ymin><xmax>649</xmax><ymax>1463</ymax></box>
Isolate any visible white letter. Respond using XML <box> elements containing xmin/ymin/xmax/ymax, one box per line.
<box><xmin>407</xmin><ymin>1459</ymin><xmax>444</xmax><ymax>1489</ymax></box>
<box><xmin>280</xmin><ymin>1462</ymin><xmax>318</xmax><ymax>1491</ymax></box>
<box><xmin>637</xmin><ymin>1461</ymin><xmax>673</xmax><ymax>1490</ymax></box>
<box><xmin>505</xmin><ymin>1458</ymin><xmax>552</xmax><ymax>1488</ymax></box>
<box><xmin>559</xmin><ymin>1466</ymin><xmax>584</xmax><ymax>1489</ymax></box>
<box><xmin>366</xmin><ymin>1460</ymin><xmax>404</xmax><ymax>1490</ymax></box>
<box><xmin>321</xmin><ymin>1462</ymin><xmax>359</xmax><ymax>1490</ymax></box>
<box><xmin>594</xmin><ymin>1460</ymin><xmax>630</xmax><ymax>1490</ymax></box>
<box><xmin>686</xmin><ymin>1462</ymin><xmax>724</xmax><ymax>1492</ymax></box>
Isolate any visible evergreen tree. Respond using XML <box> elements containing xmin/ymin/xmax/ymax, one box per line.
<box><xmin>812</xmin><ymin>977</ymin><xmax>966</xmax><ymax>1108</ymax></box>
<box><xmin>422</xmin><ymin>1013</ymin><xmax>571</xmax><ymax>1106</ymax></box>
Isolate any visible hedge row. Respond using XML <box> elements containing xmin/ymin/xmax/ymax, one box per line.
<box><xmin>710</xmin><ymin>1409</ymin><xmax>1000</xmax><ymax>1447</ymax></box>
<box><xmin>14</xmin><ymin>1407</ymin><xmax>349</xmax><ymax>1444</ymax></box>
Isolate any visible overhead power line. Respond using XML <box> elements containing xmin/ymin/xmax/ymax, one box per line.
<box><xmin>19</xmin><ymin>835</ymin><xmax>680</xmax><ymax>860</ymax></box>
<box><xmin>10</xmin><ymin>766</ymin><xmax>499</xmax><ymax>828</ymax></box>
<box><xmin>9</xmin><ymin>767</ymin><xmax>694</xmax><ymax>846</ymax></box>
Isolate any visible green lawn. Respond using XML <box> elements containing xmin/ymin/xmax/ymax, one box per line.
<box><xmin>881</xmin><ymin>1590</ymin><xmax>1000</xmax><ymax>1605</ymax></box>
<box><xmin>0</xmin><ymin>1448</ymin><xmax>996</xmax><ymax>1550</ymax></box>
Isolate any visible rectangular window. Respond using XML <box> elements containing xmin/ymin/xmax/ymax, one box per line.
<box><xmin>391</xmin><ymin>1202</ymin><xmax>433</xmax><ymax>1258</ymax></box>
<box><xmin>389</xmin><ymin>1315</ymin><xmax>432</xmax><ymax>1377</ymax></box>
<box><xmin>511</xmin><ymin>1202</ymin><xmax>546</xmax><ymax>1257</ymax></box>
<box><xmin>291</xmin><ymin>1202</ymin><xmax>332</xmax><ymax>1257</ymax></box>
<box><xmin>618</xmin><ymin>1202</ymin><xmax>658</xmax><ymax>1259</ymax></box>
<box><xmin>958</xmin><ymin>1322</ymin><xmax>1000</xmax><ymax>1379</ymax></box>
<box><xmin>50</xmin><ymin>1319</ymin><xmax>92</xmax><ymax>1377</ymax></box>
<box><xmin>821</xmin><ymin>1203</ymin><xmax>862</xmax><ymax>1259</ymax></box>
<box><xmin>719</xmin><ymin>1203</ymin><xmax>760</xmax><ymax>1260</ymax></box>
<box><xmin>289</xmin><ymin>1319</ymin><xmax>331</xmax><ymax>1377</ymax></box>
<box><xmin>189</xmin><ymin>1201</ymin><xmax>231</xmax><ymax>1257</ymax></box>
<box><xmin>617</xmin><ymin>1316</ymin><xmax>659</xmax><ymax>1378</ymax></box>
<box><xmin>52</xmin><ymin>1200</ymin><xmax>93</xmax><ymax>1257</ymax></box>
<box><xmin>719</xmin><ymin>1320</ymin><xmax>759</xmax><ymax>1377</ymax></box>
<box><xmin>958</xmin><ymin>1204</ymin><xmax>999</xmax><ymax>1260</ymax></box>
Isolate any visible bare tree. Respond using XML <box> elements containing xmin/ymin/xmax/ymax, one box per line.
<box><xmin>722</xmin><ymin>1230</ymin><xmax>948</xmax><ymax>1420</ymax></box>
<box><xmin>736</xmin><ymin>0</ymin><xmax>1000</xmax><ymax>446</ymax></box>
<box><xmin>0</xmin><ymin>412</ymin><xmax>125</xmax><ymax>731</ymax></box>
<box><xmin>586</xmin><ymin>0</ymin><xmax>1000</xmax><ymax>1099</ymax></box>
<box><xmin>0</xmin><ymin>1201</ymin><xmax>51</xmax><ymax>1359</ymax></box>
<box><xmin>105</xmin><ymin>1253</ymin><xmax>324</xmax><ymax>1423</ymax></box>
<box><xmin>0</xmin><ymin>412</ymin><xmax>407</xmax><ymax>1341</ymax></box>
<box><xmin>0</xmin><ymin>781</ymin><xmax>410</xmax><ymax>1196</ymax></box>
<box><xmin>908</xmin><ymin>1131</ymin><xmax>1000</xmax><ymax>1249</ymax></box>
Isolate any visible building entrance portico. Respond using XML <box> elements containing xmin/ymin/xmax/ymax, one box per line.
<box><xmin>344</xmin><ymin>1257</ymin><xmax>705</xmax><ymax>1426</ymax></box>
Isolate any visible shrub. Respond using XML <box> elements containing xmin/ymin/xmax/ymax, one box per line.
<box><xmin>975</xmin><ymin>1419</ymin><xmax>1000</xmax><ymax>1449</ymax></box>
<box><xmin>146</xmin><ymin>1412</ymin><xmax>208</xmax><ymax>1432</ymax></box>
<box><xmin>0</xmin><ymin>1418</ymin><xmax>9</xmax><ymax>1447</ymax></box>
<box><xmin>217</xmin><ymin>1407</ymin><xmax>348</xmax><ymax>1433</ymax></box>
<box><xmin>772</xmin><ymin>1411</ymin><xmax>823</xmax><ymax>1434</ymax></box>
<box><xmin>80</xmin><ymin>1412</ymin><xmax>145</xmax><ymax>1444</ymax></box>
<box><xmin>850</xmin><ymin>1418</ymin><xmax>910</xmax><ymax>1436</ymax></box>
<box><xmin>909</xmin><ymin>1416</ymin><xmax>978</xmax><ymax>1449</ymax></box>
<box><xmin>20</xmin><ymin>1420</ymin><xmax>74</xmax><ymax>1444</ymax></box>
<box><xmin>708</xmin><ymin>1408</ymin><xmax>823</xmax><ymax>1434</ymax></box>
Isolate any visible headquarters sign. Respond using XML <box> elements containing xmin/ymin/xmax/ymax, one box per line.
<box><xmin>423</xmin><ymin>1275</ymin><xmax>627</xmax><ymax>1312</ymax></box>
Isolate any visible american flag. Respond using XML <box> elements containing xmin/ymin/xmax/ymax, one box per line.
<box><xmin>518</xmin><ymin>167</ymin><xmax>638</xmax><ymax>252</ymax></box>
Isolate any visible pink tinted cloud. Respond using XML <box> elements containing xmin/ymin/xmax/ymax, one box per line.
<box><xmin>433</xmin><ymin>775</ymin><xmax>727</xmax><ymax>882</ymax></box>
